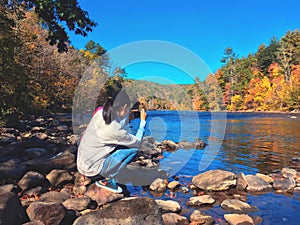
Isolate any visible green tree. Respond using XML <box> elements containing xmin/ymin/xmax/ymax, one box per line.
<box><xmin>256</xmin><ymin>37</ymin><xmax>280</xmax><ymax>75</ymax></box>
<box><xmin>1</xmin><ymin>0</ymin><xmax>97</xmax><ymax>52</ymax></box>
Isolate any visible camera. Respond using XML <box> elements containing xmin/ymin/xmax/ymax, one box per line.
<box><xmin>131</xmin><ymin>102</ymin><xmax>146</xmax><ymax>118</ymax></box>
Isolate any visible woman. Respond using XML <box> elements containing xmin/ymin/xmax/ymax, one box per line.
<box><xmin>77</xmin><ymin>90</ymin><xmax>147</xmax><ymax>193</ymax></box>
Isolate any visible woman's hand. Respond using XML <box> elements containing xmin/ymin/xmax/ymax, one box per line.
<box><xmin>140</xmin><ymin>108</ymin><xmax>147</xmax><ymax>121</ymax></box>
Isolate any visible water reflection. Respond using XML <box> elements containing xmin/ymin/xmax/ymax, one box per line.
<box><xmin>221</xmin><ymin>115</ymin><xmax>300</xmax><ymax>174</ymax></box>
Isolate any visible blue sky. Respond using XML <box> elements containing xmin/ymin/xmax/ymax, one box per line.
<box><xmin>68</xmin><ymin>0</ymin><xmax>300</xmax><ymax>84</ymax></box>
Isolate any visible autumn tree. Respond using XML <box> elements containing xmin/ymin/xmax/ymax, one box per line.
<box><xmin>1</xmin><ymin>0</ymin><xmax>97</xmax><ymax>52</ymax></box>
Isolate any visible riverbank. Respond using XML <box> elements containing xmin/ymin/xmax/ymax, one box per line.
<box><xmin>0</xmin><ymin>114</ymin><xmax>299</xmax><ymax>225</ymax></box>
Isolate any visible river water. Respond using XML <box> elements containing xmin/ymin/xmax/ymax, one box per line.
<box><xmin>128</xmin><ymin>111</ymin><xmax>300</xmax><ymax>225</ymax></box>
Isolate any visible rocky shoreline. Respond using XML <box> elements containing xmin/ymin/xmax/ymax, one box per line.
<box><xmin>0</xmin><ymin>115</ymin><xmax>299</xmax><ymax>225</ymax></box>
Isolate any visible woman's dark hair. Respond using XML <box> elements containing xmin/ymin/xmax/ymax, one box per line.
<box><xmin>102</xmin><ymin>90</ymin><xmax>131</xmax><ymax>125</ymax></box>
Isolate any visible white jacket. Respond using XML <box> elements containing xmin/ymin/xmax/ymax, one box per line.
<box><xmin>77</xmin><ymin>109</ymin><xmax>146</xmax><ymax>177</ymax></box>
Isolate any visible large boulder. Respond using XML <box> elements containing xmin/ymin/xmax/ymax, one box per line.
<box><xmin>26</xmin><ymin>202</ymin><xmax>66</xmax><ymax>225</ymax></box>
<box><xmin>245</xmin><ymin>175</ymin><xmax>272</xmax><ymax>192</ymax></box>
<box><xmin>73</xmin><ymin>197</ymin><xmax>164</xmax><ymax>225</ymax></box>
<box><xmin>39</xmin><ymin>191</ymin><xmax>70</xmax><ymax>203</ymax></box>
<box><xmin>192</xmin><ymin>170</ymin><xmax>236</xmax><ymax>191</ymax></box>
<box><xmin>0</xmin><ymin>192</ymin><xmax>28</xmax><ymax>225</ymax></box>
<box><xmin>22</xmin><ymin>150</ymin><xmax>75</xmax><ymax>173</ymax></box>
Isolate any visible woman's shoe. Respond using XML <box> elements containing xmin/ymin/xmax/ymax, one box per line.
<box><xmin>95</xmin><ymin>178</ymin><xmax>123</xmax><ymax>193</ymax></box>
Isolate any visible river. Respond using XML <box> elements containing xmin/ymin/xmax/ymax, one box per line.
<box><xmin>127</xmin><ymin>111</ymin><xmax>300</xmax><ymax>225</ymax></box>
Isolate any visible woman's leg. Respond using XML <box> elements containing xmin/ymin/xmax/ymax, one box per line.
<box><xmin>100</xmin><ymin>148</ymin><xmax>138</xmax><ymax>178</ymax></box>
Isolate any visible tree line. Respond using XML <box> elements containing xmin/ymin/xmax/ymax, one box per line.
<box><xmin>1</xmin><ymin>2</ymin><xmax>299</xmax><ymax>125</ymax></box>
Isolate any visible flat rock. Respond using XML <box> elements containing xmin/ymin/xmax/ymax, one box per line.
<box><xmin>0</xmin><ymin>192</ymin><xmax>28</xmax><ymax>225</ymax></box>
<box><xmin>224</xmin><ymin>214</ymin><xmax>254</xmax><ymax>225</ymax></box>
<box><xmin>22</xmin><ymin>150</ymin><xmax>75</xmax><ymax>173</ymax></box>
<box><xmin>221</xmin><ymin>199</ymin><xmax>258</xmax><ymax>213</ymax></box>
<box><xmin>273</xmin><ymin>178</ymin><xmax>295</xmax><ymax>192</ymax></box>
<box><xmin>39</xmin><ymin>191</ymin><xmax>70</xmax><ymax>203</ymax></box>
<box><xmin>155</xmin><ymin>199</ymin><xmax>181</xmax><ymax>213</ymax></box>
<box><xmin>26</xmin><ymin>201</ymin><xmax>66</xmax><ymax>225</ymax></box>
<box><xmin>23</xmin><ymin>220</ymin><xmax>45</xmax><ymax>225</ymax></box>
<box><xmin>25</xmin><ymin>148</ymin><xmax>48</xmax><ymax>158</ymax></box>
<box><xmin>245</xmin><ymin>175</ymin><xmax>272</xmax><ymax>192</ymax></box>
<box><xmin>0</xmin><ymin>184</ymin><xmax>19</xmax><ymax>194</ymax></box>
<box><xmin>46</xmin><ymin>169</ymin><xmax>73</xmax><ymax>187</ymax></box>
<box><xmin>62</xmin><ymin>197</ymin><xmax>92</xmax><ymax>211</ymax></box>
<box><xmin>255</xmin><ymin>173</ymin><xmax>274</xmax><ymax>183</ymax></box>
<box><xmin>167</xmin><ymin>181</ymin><xmax>180</xmax><ymax>189</ymax></box>
<box><xmin>162</xmin><ymin>213</ymin><xmax>189</xmax><ymax>225</ymax></box>
<box><xmin>186</xmin><ymin>195</ymin><xmax>215</xmax><ymax>206</ymax></box>
<box><xmin>84</xmin><ymin>184</ymin><xmax>123</xmax><ymax>206</ymax></box>
<box><xmin>0</xmin><ymin>159</ymin><xmax>27</xmax><ymax>180</ymax></box>
<box><xmin>73</xmin><ymin>197</ymin><xmax>164</xmax><ymax>225</ymax></box>
<box><xmin>161</xmin><ymin>140</ymin><xmax>178</xmax><ymax>151</ymax></box>
<box><xmin>190</xmin><ymin>210</ymin><xmax>214</xmax><ymax>225</ymax></box>
<box><xmin>18</xmin><ymin>171</ymin><xmax>48</xmax><ymax>191</ymax></box>
<box><xmin>192</xmin><ymin>170</ymin><xmax>236</xmax><ymax>191</ymax></box>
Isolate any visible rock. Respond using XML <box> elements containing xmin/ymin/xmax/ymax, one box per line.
<box><xmin>236</xmin><ymin>172</ymin><xmax>248</xmax><ymax>191</ymax></box>
<box><xmin>255</xmin><ymin>173</ymin><xmax>274</xmax><ymax>183</ymax></box>
<box><xmin>221</xmin><ymin>199</ymin><xmax>258</xmax><ymax>213</ymax></box>
<box><xmin>281</xmin><ymin>167</ymin><xmax>297</xmax><ymax>179</ymax></box>
<box><xmin>194</xmin><ymin>139</ymin><xmax>207</xmax><ymax>149</ymax></box>
<box><xmin>0</xmin><ymin>184</ymin><xmax>19</xmax><ymax>194</ymax></box>
<box><xmin>73</xmin><ymin>197</ymin><xmax>164</xmax><ymax>225</ymax></box>
<box><xmin>23</xmin><ymin>220</ymin><xmax>45</xmax><ymax>225</ymax></box>
<box><xmin>245</xmin><ymin>175</ymin><xmax>272</xmax><ymax>192</ymax></box>
<box><xmin>273</xmin><ymin>177</ymin><xmax>295</xmax><ymax>192</ymax></box>
<box><xmin>84</xmin><ymin>184</ymin><xmax>123</xmax><ymax>206</ymax></box>
<box><xmin>186</xmin><ymin>195</ymin><xmax>215</xmax><ymax>206</ymax></box>
<box><xmin>252</xmin><ymin>215</ymin><xmax>263</xmax><ymax>224</ymax></box>
<box><xmin>190</xmin><ymin>210</ymin><xmax>214</xmax><ymax>225</ymax></box>
<box><xmin>168</xmin><ymin>181</ymin><xmax>180</xmax><ymax>189</ymax></box>
<box><xmin>192</xmin><ymin>170</ymin><xmax>236</xmax><ymax>191</ymax></box>
<box><xmin>162</xmin><ymin>140</ymin><xmax>178</xmax><ymax>151</ymax></box>
<box><xmin>18</xmin><ymin>171</ymin><xmax>48</xmax><ymax>191</ymax></box>
<box><xmin>22</xmin><ymin>150</ymin><xmax>75</xmax><ymax>173</ymax></box>
<box><xmin>73</xmin><ymin>184</ymin><xmax>87</xmax><ymax>196</ymax></box>
<box><xmin>25</xmin><ymin>148</ymin><xmax>48</xmax><ymax>158</ymax></box>
<box><xmin>177</xmin><ymin>140</ymin><xmax>194</xmax><ymax>150</ymax></box>
<box><xmin>56</xmin><ymin>125</ymin><xmax>68</xmax><ymax>131</ymax></box>
<box><xmin>162</xmin><ymin>213</ymin><xmax>189</xmax><ymax>225</ymax></box>
<box><xmin>26</xmin><ymin>201</ymin><xmax>66</xmax><ymax>225</ymax></box>
<box><xmin>155</xmin><ymin>199</ymin><xmax>181</xmax><ymax>213</ymax></box>
<box><xmin>224</xmin><ymin>214</ymin><xmax>254</xmax><ymax>225</ymax></box>
<box><xmin>149</xmin><ymin>178</ymin><xmax>168</xmax><ymax>192</ymax></box>
<box><xmin>46</xmin><ymin>169</ymin><xmax>73</xmax><ymax>187</ymax></box>
<box><xmin>31</xmin><ymin>133</ymin><xmax>48</xmax><ymax>140</ymax></box>
<box><xmin>0</xmin><ymin>192</ymin><xmax>28</xmax><ymax>225</ymax></box>
<box><xmin>62</xmin><ymin>197</ymin><xmax>92</xmax><ymax>211</ymax></box>
<box><xmin>23</xmin><ymin>186</ymin><xmax>43</xmax><ymax>197</ymax></box>
<box><xmin>0</xmin><ymin>133</ymin><xmax>16</xmax><ymax>145</ymax></box>
<box><xmin>39</xmin><ymin>191</ymin><xmax>70</xmax><ymax>203</ymax></box>
<box><xmin>0</xmin><ymin>159</ymin><xmax>27</xmax><ymax>180</ymax></box>
<box><xmin>180</xmin><ymin>187</ymin><xmax>189</xmax><ymax>193</ymax></box>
